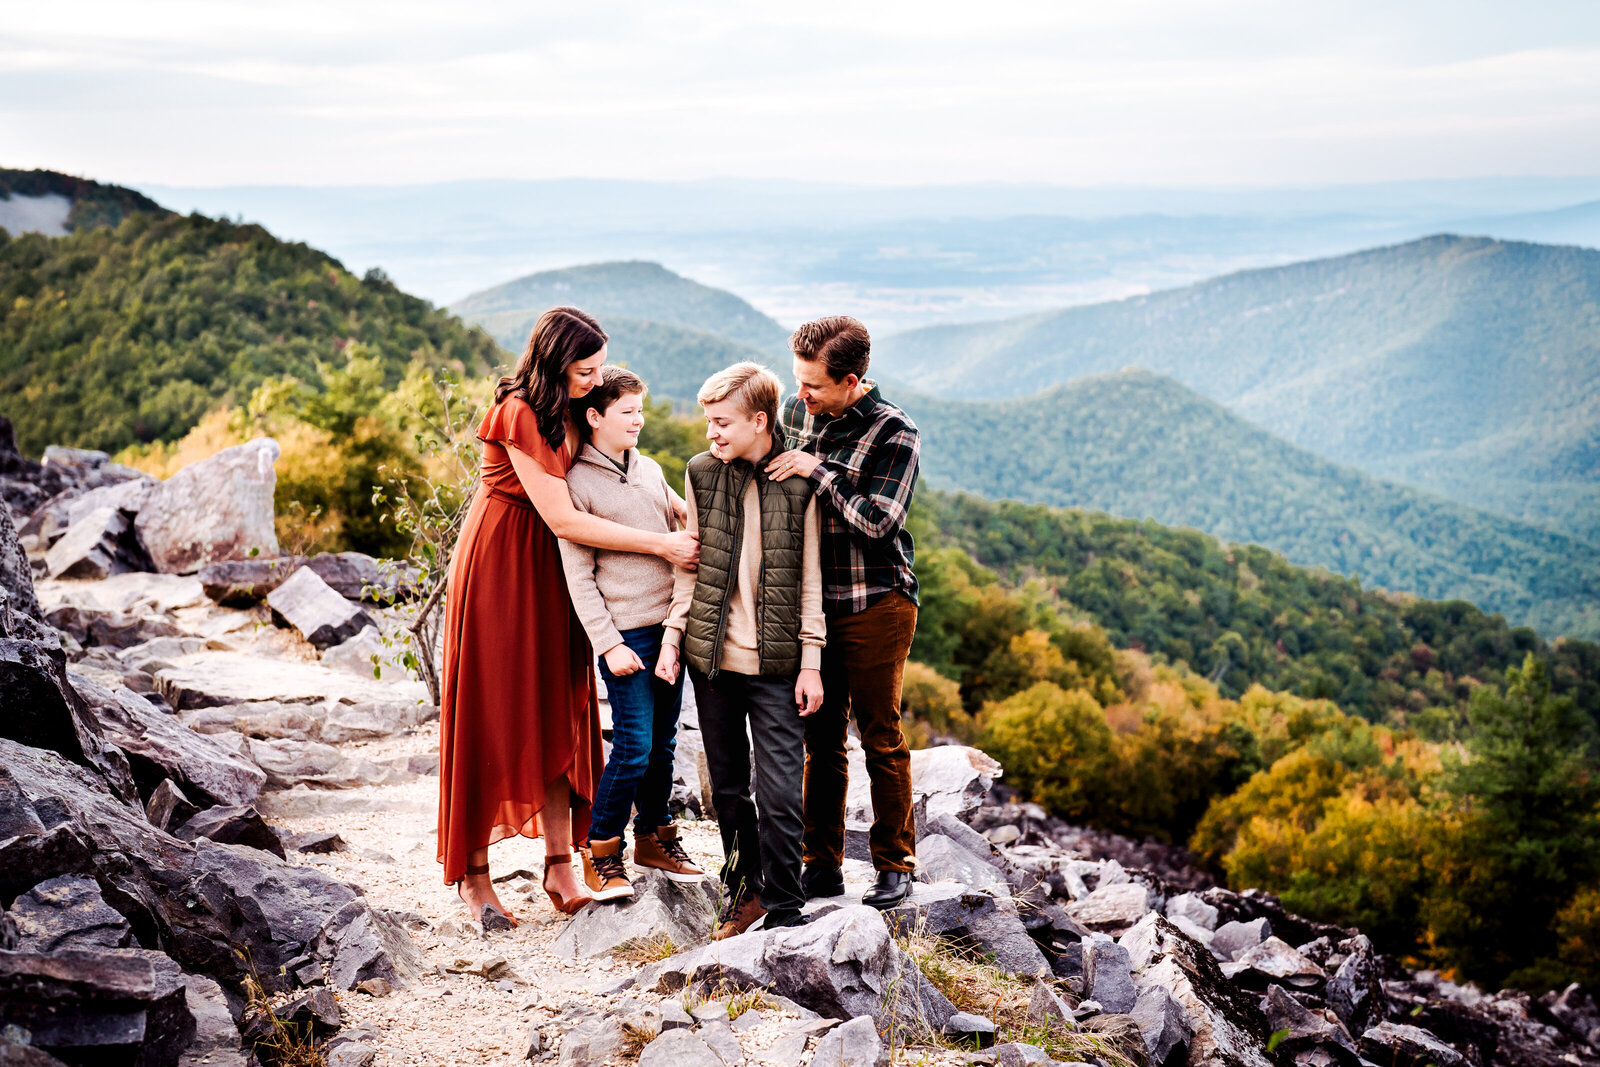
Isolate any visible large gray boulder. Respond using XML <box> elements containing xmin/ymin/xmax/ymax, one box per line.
<box><xmin>1258</xmin><ymin>985</ymin><xmax>1356</xmax><ymax>1063</ymax></box>
<box><xmin>883</xmin><ymin>882</ymin><xmax>1047</xmax><ymax>977</ymax></box>
<box><xmin>1324</xmin><ymin>934</ymin><xmax>1386</xmax><ymax>1037</ymax></box>
<box><xmin>266</xmin><ymin>567</ymin><xmax>374</xmax><ymax>649</ymax></box>
<box><xmin>1210</xmin><ymin>918</ymin><xmax>1271</xmax><ymax>962</ymax></box>
<box><xmin>0</xmin><ymin>949</ymin><xmax>194</xmax><ymax>1067</ymax></box>
<box><xmin>1132</xmin><ymin>984</ymin><xmax>1194</xmax><ymax>1067</ymax></box>
<box><xmin>914</xmin><ymin>834</ymin><xmax>1008</xmax><ymax>893</ymax></box>
<box><xmin>551</xmin><ymin>870</ymin><xmax>721</xmax><ymax>959</ymax></box>
<box><xmin>136</xmin><ymin>439</ymin><xmax>280</xmax><ymax>574</ymax></box>
<box><xmin>5</xmin><ymin>875</ymin><xmax>133</xmax><ymax>953</ymax></box>
<box><xmin>1357</xmin><ymin>1022</ymin><xmax>1467</xmax><ymax>1067</ymax></box>
<box><xmin>0</xmin><ymin>498</ymin><xmax>40</xmax><ymax>620</ymax></box>
<box><xmin>809</xmin><ymin>1016</ymin><xmax>881</xmax><ymax>1067</ymax></box>
<box><xmin>45</xmin><ymin>505</ymin><xmax>149</xmax><ymax>579</ymax></box>
<box><xmin>633</xmin><ymin>905</ymin><xmax>955</xmax><ymax>1038</ymax></box>
<box><xmin>69</xmin><ymin>675</ymin><xmax>266</xmax><ymax>809</ymax></box>
<box><xmin>1128</xmin><ymin>916</ymin><xmax>1278</xmax><ymax>1067</ymax></box>
<box><xmin>0</xmin><ymin>638</ymin><xmax>139</xmax><ymax>805</ymax></box>
<box><xmin>1082</xmin><ymin>940</ymin><xmax>1137</xmax><ymax>1013</ymax></box>
<box><xmin>0</xmin><ymin>738</ymin><xmax>422</xmax><ymax>996</ymax></box>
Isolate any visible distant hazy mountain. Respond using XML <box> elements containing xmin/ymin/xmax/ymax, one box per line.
<box><xmin>1</xmin><ymin>168</ymin><xmax>167</xmax><ymax>236</ymax></box>
<box><xmin>451</xmin><ymin>261</ymin><xmax>791</xmax><ymax>356</ymax></box>
<box><xmin>1464</xmin><ymin>200</ymin><xmax>1600</xmax><ymax>251</ymax></box>
<box><xmin>895</xmin><ymin>368</ymin><xmax>1600</xmax><ymax>641</ymax></box>
<box><xmin>877</xmin><ymin>235</ymin><xmax>1600</xmax><ymax>545</ymax></box>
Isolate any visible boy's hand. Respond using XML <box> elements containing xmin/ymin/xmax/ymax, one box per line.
<box><xmin>767</xmin><ymin>450</ymin><xmax>820</xmax><ymax>482</ymax></box>
<box><xmin>655</xmin><ymin>645</ymin><xmax>681</xmax><ymax>685</ymax></box>
<box><xmin>796</xmin><ymin>668</ymin><xmax>824</xmax><ymax>716</ymax></box>
<box><xmin>603</xmin><ymin>643</ymin><xmax>646</xmax><ymax>676</ymax></box>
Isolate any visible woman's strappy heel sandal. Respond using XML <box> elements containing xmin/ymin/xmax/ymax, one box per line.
<box><xmin>543</xmin><ymin>853</ymin><xmax>593</xmax><ymax>915</ymax></box>
<box><xmin>458</xmin><ymin>861</ymin><xmax>518</xmax><ymax>927</ymax></box>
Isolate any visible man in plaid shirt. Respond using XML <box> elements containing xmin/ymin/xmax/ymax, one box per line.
<box><xmin>767</xmin><ymin>315</ymin><xmax>921</xmax><ymax>909</ymax></box>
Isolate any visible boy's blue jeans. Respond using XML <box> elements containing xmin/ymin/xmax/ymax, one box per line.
<box><xmin>589</xmin><ymin>624</ymin><xmax>685</xmax><ymax>841</ymax></box>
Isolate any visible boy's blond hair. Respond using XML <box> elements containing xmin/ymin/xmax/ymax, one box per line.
<box><xmin>697</xmin><ymin>362</ymin><xmax>781</xmax><ymax>427</ymax></box>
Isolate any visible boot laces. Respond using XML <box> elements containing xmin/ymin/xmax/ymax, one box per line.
<box><xmin>593</xmin><ymin>849</ymin><xmax>628</xmax><ymax>882</ymax></box>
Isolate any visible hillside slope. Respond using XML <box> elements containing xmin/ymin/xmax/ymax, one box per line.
<box><xmin>876</xmin><ymin>235</ymin><xmax>1600</xmax><ymax>543</ymax></box>
<box><xmin>0</xmin><ymin>211</ymin><xmax>500</xmax><ymax>453</ymax></box>
<box><xmin>452</xmin><ymin>260</ymin><xmax>791</xmax><ymax>355</ymax></box>
<box><xmin>1</xmin><ymin>167</ymin><xmax>169</xmax><ymax>235</ymax></box>
<box><xmin>896</xmin><ymin>369</ymin><xmax>1600</xmax><ymax>640</ymax></box>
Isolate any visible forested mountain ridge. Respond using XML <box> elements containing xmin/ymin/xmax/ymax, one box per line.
<box><xmin>895</xmin><ymin>368</ymin><xmax>1600</xmax><ymax>641</ymax></box>
<box><xmin>0</xmin><ymin>167</ymin><xmax>168</xmax><ymax>233</ymax></box>
<box><xmin>910</xmin><ymin>488</ymin><xmax>1599</xmax><ymax>728</ymax></box>
<box><xmin>0</xmin><ymin>210</ymin><xmax>501</xmax><ymax>454</ymax></box>
<box><xmin>452</xmin><ymin>260</ymin><xmax>791</xmax><ymax>356</ymax></box>
<box><xmin>876</xmin><ymin>235</ymin><xmax>1600</xmax><ymax>544</ymax></box>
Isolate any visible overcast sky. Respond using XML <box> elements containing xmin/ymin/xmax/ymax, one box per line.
<box><xmin>5</xmin><ymin>1</ymin><xmax>1600</xmax><ymax>188</ymax></box>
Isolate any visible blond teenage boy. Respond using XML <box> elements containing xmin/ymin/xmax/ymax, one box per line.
<box><xmin>657</xmin><ymin>362</ymin><xmax>825</xmax><ymax>939</ymax></box>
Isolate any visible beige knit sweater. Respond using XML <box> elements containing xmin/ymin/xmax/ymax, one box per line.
<box><xmin>558</xmin><ymin>445</ymin><xmax>678</xmax><ymax>655</ymax></box>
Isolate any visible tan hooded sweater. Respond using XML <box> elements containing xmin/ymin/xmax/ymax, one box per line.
<box><xmin>558</xmin><ymin>445</ymin><xmax>678</xmax><ymax>654</ymax></box>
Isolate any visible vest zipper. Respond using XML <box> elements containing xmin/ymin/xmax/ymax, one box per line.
<box><xmin>707</xmin><ymin>464</ymin><xmax>748</xmax><ymax>680</ymax></box>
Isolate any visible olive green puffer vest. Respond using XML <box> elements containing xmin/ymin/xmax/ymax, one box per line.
<box><xmin>683</xmin><ymin>445</ymin><xmax>814</xmax><ymax>678</ymax></box>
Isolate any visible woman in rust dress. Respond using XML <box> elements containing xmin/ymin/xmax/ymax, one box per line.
<box><xmin>438</xmin><ymin>307</ymin><xmax>699</xmax><ymax>921</ymax></box>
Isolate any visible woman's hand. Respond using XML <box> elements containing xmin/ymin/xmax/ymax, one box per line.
<box><xmin>603</xmin><ymin>643</ymin><xmax>645</xmax><ymax>677</ymax></box>
<box><xmin>796</xmin><ymin>668</ymin><xmax>824</xmax><ymax>716</ymax></box>
<box><xmin>658</xmin><ymin>530</ymin><xmax>700</xmax><ymax>570</ymax></box>
<box><xmin>655</xmin><ymin>645</ymin><xmax>681</xmax><ymax>684</ymax></box>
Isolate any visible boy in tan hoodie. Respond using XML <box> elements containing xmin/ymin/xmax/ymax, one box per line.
<box><xmin>559</xmin><ymin>366</ymin><xmax>706</xmax><ymax>901</ymax></box>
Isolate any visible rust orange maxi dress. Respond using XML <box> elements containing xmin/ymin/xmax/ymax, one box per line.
<box><xmin>437</xmin><ymin>396</ymin><xmax>603</xmax><ymax>885</ymax></box>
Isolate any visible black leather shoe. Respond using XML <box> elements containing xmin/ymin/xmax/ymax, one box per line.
<box><xmin>762</xmin><ymin>908</ymin><xmax>810</xmax><ymax>930</ymax></box>
<box><xmin>801</xmin><ymin>865</ymin><xmax>845</xmax><ymax>900</ymax></box>
<box><xmin>862</xmin><ymin>870</ymin><xmax>913</xmax><ymax>910</ymax></box>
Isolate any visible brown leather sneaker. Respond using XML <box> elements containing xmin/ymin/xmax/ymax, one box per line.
<box><xmin>713</xmin><ymin>884</ymin><xmax>766</xmax><ymax>941</ymax></box>
<box><xmin>580</xmin><ymin>837</ymin><xmax>634</xmax><ymax>902</ymax></box>
<box><xmin>634</xmin><ymin>825</ymin><xmax>706</xmax><ymax>883</ymax></box>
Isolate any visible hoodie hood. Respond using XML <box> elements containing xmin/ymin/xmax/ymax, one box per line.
<box><xmin>575</xmin><ymin>443</ymin><xmax>636</xmax><ymax>480</ymax></box>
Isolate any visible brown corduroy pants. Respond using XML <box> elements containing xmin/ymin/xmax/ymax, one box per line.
<box><xmin>802</xmin><ymin>591</ymin><xmax>919</xmax><ymax>872</ymax></box>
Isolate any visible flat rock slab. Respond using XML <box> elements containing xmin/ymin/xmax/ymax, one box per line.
<box><xmin>154</xmin><ymin>651</ymin><xmax>427</xmax><ymax>709</ymax></box>
<box><xmin>1066</xmin><ymin>882</ymin><xmax>1151</xmax><ymax>935</ymax></box>
<box><xmin>39</xmin><ymin>573</ymin><xmax>207</xmax><ymax>616</ymax></box>
<box><xmin>551</xmin><ymin>870</ymin><xmax>721</xmax><ymax>959</ymax></box>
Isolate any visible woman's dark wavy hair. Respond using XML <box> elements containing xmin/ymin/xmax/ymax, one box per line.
<box><xmin>494</xmin><ymin>307</ymin><xmax>609</xmax><ymax>449</ymax></box>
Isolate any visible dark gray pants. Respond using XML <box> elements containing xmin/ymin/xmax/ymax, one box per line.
<box><xmin>691</xmin><ymin>667</ymin><xmax>806</xmax><ymax>914</ymax></box>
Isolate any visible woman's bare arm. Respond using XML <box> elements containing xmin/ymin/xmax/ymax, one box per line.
<box><xmin>508</xmin><ymin>447</ymin><xmax>699</xmax><ymax>567</ymax></box>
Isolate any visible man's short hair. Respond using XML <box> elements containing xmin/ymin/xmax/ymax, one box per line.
<box><xmin>790</xmin><ymin>316</ymin><xmax>871</xmax><ymax>382</ymax></box>
<box><xmin>697</xmin><ymin>362</ymin><xmax>781</xmax><ymax>427</ymax></box>
<box><xmin>574</xmin><ymin>365</ymin><xmax>646</xmax><ymax>439</ymax></box>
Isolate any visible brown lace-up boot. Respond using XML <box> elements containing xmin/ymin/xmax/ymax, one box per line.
<box><xmin>634</xmin><ymin>825</ymin><xmax>706</xmax><ymax>883</ymax></box>
<box><xmin>713</xmin><ymin>883</ymin><xmax>766</xmax><ymax>941</ymax></box>
<box><xmin>580</xmin><ymin>837</ymin><xmax>634</xmax><ymax>902</ymax></box>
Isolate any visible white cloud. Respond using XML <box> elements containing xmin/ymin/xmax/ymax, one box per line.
<box><xmin>2</xmin><ymin>1</ymin><xmax>1598</xmax><ymax>185</ymax></box>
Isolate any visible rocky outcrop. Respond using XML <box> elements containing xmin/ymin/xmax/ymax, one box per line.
<box><xmin>135</xmin><ymin>439</ymin><xmax>280</xmax><ymax>574</ymax></box>
<box><xmin>630</xmin><ymin>905</ymin><xmax>957</xmax><ymax>1039</ymax></box>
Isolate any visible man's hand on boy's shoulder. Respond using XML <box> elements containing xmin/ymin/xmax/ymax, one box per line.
<box><xmin>795</xmin><ymin>668</ymin><xmax>824</xmax><ymax>716</ymax></box>
<box><xmin>655</xmin><ymin>644</ymin><xmax>681</xmax><ymax>685</ymax></box>
<box><xmin>767</xmin><ymin>449</ymin><xmax>820</xmax><ymax>482</ymax></box>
